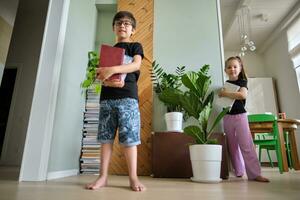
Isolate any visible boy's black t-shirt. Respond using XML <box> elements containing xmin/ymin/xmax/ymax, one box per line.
<box><xmin>100</xmin><ymin>42</ymin><xmax>144</xmax><ymax>101</ymax></box>
<box><xmin>226</xmin><ymin>79</ymin><xmax>248</xmax><ymax>115</ymax></box>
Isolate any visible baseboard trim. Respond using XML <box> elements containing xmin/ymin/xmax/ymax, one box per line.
<box><xmin>47</xmin><ymin>169</ymin><xmax>78</xmax><ymax>180</ymax></box>
<box><xmin>261</xmin><ymin>162</ymin><xmax>278</xmax><ymax>167</ymax></box>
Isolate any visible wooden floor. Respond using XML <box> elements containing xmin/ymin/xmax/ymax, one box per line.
<box><xmin>0</xmin><ymin>167</ymin><xmax>300</xmax><ymax>200</ymax></box>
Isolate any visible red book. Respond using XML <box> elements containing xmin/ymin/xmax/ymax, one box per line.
<box><xmin>99</xmin><ymin>44</ymin><xmax>125</xmax><ymax>81</ymax></box>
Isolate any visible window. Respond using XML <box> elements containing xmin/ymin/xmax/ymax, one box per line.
<box><xmin>287</xmin><ymin>16</ymin><xmax>300</xmax><ymax>90</ymax></box>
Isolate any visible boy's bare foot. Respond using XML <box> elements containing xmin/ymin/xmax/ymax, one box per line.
<box><xmin>130</xmin><ymin>177</ymin><xmax>146</xmax><ymax>192</ymax></box>
<box><xmin>86</xmin><ymin>176</ymin><xmax>108</xmax><ymax>190</ymax></box>
<box><xmin>254</xmin><ymin>176</ymin><xmax>270</xmax><ymax>182</ymax></box>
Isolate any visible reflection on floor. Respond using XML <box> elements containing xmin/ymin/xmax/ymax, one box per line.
<box><xmin>0</xmin><ymin>167</ymin><xmax>299</xmax><ymax>200</ymax></box>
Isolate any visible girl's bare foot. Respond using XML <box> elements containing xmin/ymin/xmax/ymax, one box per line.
<box><xmin>130</xmin><ymin>177</ymin><xmax>146</xmax><ymax>192</ymax></box>
<box><xmin>254</xmin><ymin>176</ymin><xmax>269</xmax><ymax>182</ymax></box>
<box><xmin>86</xmin><ymin>176</ymin><xmax>108</xmax><ymax>190</ymax></box>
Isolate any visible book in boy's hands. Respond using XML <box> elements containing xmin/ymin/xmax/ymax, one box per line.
<box><xmin>99</xmin><ymin>44</ymin><xmax>129</xmax><ymax>81</ymax></box>
<box><xmin>215</xmin><ymin>82</ymin><xmax>240</xmax><ymax>111</ymax></box>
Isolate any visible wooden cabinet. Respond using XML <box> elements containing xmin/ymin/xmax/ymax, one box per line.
<box><xmin>152</xmin><ymin>132</ymin><xmax>229</xmax><ymax>179</ymax></box>
<box><xmin>152</xmin><ymin>132</ymin><xmax>194</xmax><ymax>178</ymax></box>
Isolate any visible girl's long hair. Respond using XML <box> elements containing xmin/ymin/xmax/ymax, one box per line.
<box><xmin>225</xmin><ymin>56</ymin><xmax>248</xmax><ymax>80</ymax></box>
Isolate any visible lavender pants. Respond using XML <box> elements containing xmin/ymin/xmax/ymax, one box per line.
<box><xmin>223</xmin><ymin>113</ymin><xmax>261</xmax><ymax>180</ymax></box>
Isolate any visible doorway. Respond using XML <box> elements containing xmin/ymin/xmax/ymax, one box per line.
<box><xmin>0</xmin><ymin>68</ymin><xmax>17</xmax><ymax>157</ymax></box>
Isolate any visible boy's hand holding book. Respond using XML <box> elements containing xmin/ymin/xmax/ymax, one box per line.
<box><xmin>102</xmin><ymin>79</ymin><xmax>125</xmax><ymax>88</ymax></box>
<box><xmin>97</xmin><ymin>67</ymin><xmax>125</xmax><ymax>88</ymax></box>
<box><xmin>97</xmin><ymin>44</ymin><xmax>134</xmax><ymax>88</ymax></box>
<box><xmin>96</xmin><ymin>66</ymin><xmax>117</xmax><ymax>81</ymax></box>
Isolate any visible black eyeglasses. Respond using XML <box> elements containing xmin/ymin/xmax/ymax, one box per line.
<box><xmin>115</xmin><ymin>20</ymin><xmax>132</xmax><ymax>27</ymax></box>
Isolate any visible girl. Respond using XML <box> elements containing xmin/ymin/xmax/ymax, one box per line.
<box><xmin>218</xmin><ymin>56</ymin><xmax>269</xmax><ymax>182</ymax></box>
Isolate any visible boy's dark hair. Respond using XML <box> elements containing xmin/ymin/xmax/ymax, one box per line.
<box><xmin>112</xmin><ymin>11</ymin><xmax>137</xmax><ymax>29</ymax></box>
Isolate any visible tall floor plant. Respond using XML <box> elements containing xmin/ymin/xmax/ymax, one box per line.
<box><xmin>159</xmin><ymin>64</ymin><xmax>229</xmax><ymax>143</ymax></box>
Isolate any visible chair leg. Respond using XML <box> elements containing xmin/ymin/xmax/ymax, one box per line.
<box><xmin>286</xmin><ymin>144</ymin><xmax>293</xmax><ymax>169</ymax></box>
<box><xmin>259</xmin><ymin>147</ymin><xmax>262</xmax><ymax>162</ymax></box>
<box><xmin>266</xmin><ymin>149</ymin><xmax>274</xmax><ymax>168</ymax></box>
<box><xmin>285</xmin><ymin>132</ymin><xmax>293</xmax><ymax>169</ymax></box>
<box><xmin>287</xmin><ymin>148</ymin><xmax>293</xmax><ymax>169</ymax></box>
<box><xmin>276</xmin><ymin>142</ymin><xmax>283</xmax><ymax>174</ymax></box>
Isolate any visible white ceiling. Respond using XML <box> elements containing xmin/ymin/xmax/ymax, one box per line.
<box><xmin>220</xmin><ymin>0</ymin><xmax>299</xmax><ymax>52</ymax></box>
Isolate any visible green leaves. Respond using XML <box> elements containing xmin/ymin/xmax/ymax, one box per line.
<box><xmin>150</xmin><ymin>61</ymin><xmax>165</xmax><ymax>93</ymax></box>
<box><xmin>175</xmin><ymin>66</ymin><xmax>186</xmax><ymax>77</ymax></box>
<box><xmin>184</xmin><ymin>126</ymin><xmax>205</xmax><ymax>144</ymax></box>
<box><xmin>181</xmin><ymin>65</ymin><xmax>228</xmax><ymax>144</ymax></box>
<box><xmin>207</xmin><ymin>107</ymin><xmax>230</xmax><ymax>137</ymax></box>
<box><xmin>180</xmin><ymin>92</ymin><xmax>201</xmax><ymax>119</ymax></box>
<box><xmin>182</xmin><ymin>72</ymin><xmax>199</xmax><ymax>96</ymax></box>
<box><xmin>180</xmin><ymin>65</ymin><xmax>213</xmax><ymax>119</ymax></box>
<box><xmin>199</xmin><ymin>64</ymin><xmax>210</xmax><ymax>75</ymax></box>
<box><xmin>151</xmin><ymin>62</ymin><xmax>228</xmax><ymax>144</ymax></box>
<box><xmin>150</xmin><ymin>61</ymin><xmax>185</xmax><ymax>111</ymax></box>
<box><xmin>158</xmin><ymin>88</ymin><xmax>183</xmax><ymax>112</ymax></box>
<box><xmin>81</xmin><ymin>51</ymin><xmax>102</xmax><ymax>94</ymax></box>
<box><xmin>198</xmin><ymin>103</ymin><xmax>212</xmax><ymax>139</ymax></box>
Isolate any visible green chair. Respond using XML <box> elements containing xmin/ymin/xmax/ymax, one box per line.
<box><xmin>257</xmin><ymin>133</ymin><xmax>275</xmax><ymax>168</ymax></box>
<box><xmin>248</xmin><ymin>114</ymin><xmax>283</xmax><ymax>173</ymax></box>
<box><xmin>284</xmin><ymin>131</ymin><xmax>293</xmax><ymax>169</ymax></box>
<box><xmin>257</xmin><ymin>131</ymin><xmax>293</xmax><ymax>169</ymax></box>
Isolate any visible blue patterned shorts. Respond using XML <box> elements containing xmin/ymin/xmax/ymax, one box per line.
<box><xmin>98</xmin><ymin>98</ymin><xmax>141</xmax><ymax>146</ymax></box>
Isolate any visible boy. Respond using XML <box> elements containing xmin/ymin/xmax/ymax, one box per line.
<box><xmin>86</xmin><ymin>11</ymin><xmax>145</xmax><ymax>191</ymax></box>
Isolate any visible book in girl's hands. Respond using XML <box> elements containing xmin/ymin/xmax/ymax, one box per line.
<box><xmin>215</xmin><ymin>82</ymin><xmax>240</xmax><ymax>111</ymax></box>
<box><xmin>99</xmin><ymin>44</ymin><xmax>132</xmax><ymax>81</ymax></box>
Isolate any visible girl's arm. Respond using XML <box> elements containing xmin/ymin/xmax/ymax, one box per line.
<box><xmin>218</xmin><ymin>87</ymin><xmax>248</xmax><ymax>100</ymax></box>
<box><xmin>97</xmin><ymin>54</ymin><xmax>142</xmax><ymax>81</ymax></box>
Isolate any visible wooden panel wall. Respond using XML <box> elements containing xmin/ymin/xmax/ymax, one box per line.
<box><xmin>108</xmin><ymin>0</ymin><xmax>153</xmax><ymax>175</ymax></box>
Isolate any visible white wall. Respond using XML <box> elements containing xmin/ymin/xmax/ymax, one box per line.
<box><xmin>153</xmin><ymin>0</ymin><xmax>224</xmax><ymax>131</ymax></box>
<box><xmin>95</xmin><ymin>10</ymin><xmax>116</xmax><ymax>49</ymax></box>
<box><xmin>19</xmin><ymin>0</ymin><xmax>70</xmax><ymax>181</ymax></box>
<box><xmin>47</xmin><ymin>0</ymin><xmax>97</xmax><ymax>173</ymax></box>
<box><xmin>224</xmin><ymin>51</ymin><xmax>266</xmax><ymax>77</ymax></box>
<box><xmin>263</xmin><ymin>30</ymin><xmax>300</xmax><ymax>152</ymax></box>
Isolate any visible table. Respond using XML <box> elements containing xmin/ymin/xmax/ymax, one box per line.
<box><xmin>278</xmin><ymin>119</ymin><xmax>300</xmax><ymax>170</ymax></box>
<box><xmin>249</xmin><ymin>118</ymin><xmax>300</xmax><ymax>172</ymax></box>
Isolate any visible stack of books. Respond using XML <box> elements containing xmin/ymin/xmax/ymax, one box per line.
<box><xmin>80</xmin><ymin>88</ymin><xmax>101</xmax><ymax>174</ymax></box>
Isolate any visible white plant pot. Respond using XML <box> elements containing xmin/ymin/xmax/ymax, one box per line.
<box><xmin>189</xmin><ymin>144</ymin><xmax>222</xmax><ymax>183</ymax></box>
<box><xmin>165</xmin><ymin>112</ymin><xmax>183</xmax><ymax>132</ymax></box>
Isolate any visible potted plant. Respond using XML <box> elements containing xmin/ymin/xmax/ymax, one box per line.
<box><xmin>167</xmin><ymin>64</ymin><xmax>229</xmax><ymax>183</ymax></box>
<box><xmin>150</xmin><ymin>61</ymin><xmax>185</xmax><ymax>132</ymax></box>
